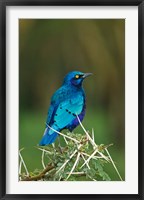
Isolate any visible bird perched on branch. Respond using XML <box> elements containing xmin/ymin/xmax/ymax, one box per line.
<box><xmin>39</xmin><ymin>71</ymin><xmax>92</xmax><ymax>146</ymax></box>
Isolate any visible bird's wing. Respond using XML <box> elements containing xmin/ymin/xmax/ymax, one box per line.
<box><xmin>53</xmin><ymin>94</ymin><xmax>84</xmax><ymax>130</ymax></box>
<box><xmin>46</xmin><ymin>86</ymin><xmax>66</xmax><ymax>125</ymax></box>
<box><xmin>46</xmin><ymin>104</ymin><xmax>56</xmax><ymax>125</ymax></box>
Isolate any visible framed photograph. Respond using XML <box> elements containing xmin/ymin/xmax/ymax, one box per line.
<box><xmin>0</xmin><ymin>0</ymin><xmax>143</xmax><ymax>199</ymax></box>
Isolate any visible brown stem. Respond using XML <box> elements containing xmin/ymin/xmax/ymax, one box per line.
<box><xmin>21</xmin><ymin>163</ymin><xmax>55</xmax><ymax>181</ymax></box>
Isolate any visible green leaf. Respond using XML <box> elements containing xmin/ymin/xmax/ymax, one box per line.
<box><xmin>95</xmin><ymin>160</ymin><xmax>103</xmax><ymax>172</ymax></box>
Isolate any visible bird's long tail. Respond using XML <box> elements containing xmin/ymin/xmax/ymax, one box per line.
<box><xmin>39</xmin><ymin>127</ymin><xmax>58</xmax><ymax>145</ymax></box>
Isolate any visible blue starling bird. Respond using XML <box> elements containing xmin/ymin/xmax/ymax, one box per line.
<box><xmin>39</xmin><ymin>71</ymin><xmax>92</xmax><ymax>146</ymax></box>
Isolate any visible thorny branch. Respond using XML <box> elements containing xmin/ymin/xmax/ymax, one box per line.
<box><xmin>19</xmin><ymin>116</ymin><xmax>123</xmax><ymax>181</ymax></box>
<box><xmin>21</xmin><ymin>163</ymin><xmax>55</xmax><ymax>181</ymax></box>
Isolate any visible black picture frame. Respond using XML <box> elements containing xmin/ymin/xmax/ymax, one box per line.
<box><xmin>0</xmin><ymin>0</ymin><xmax>144</xmax><ymax>199</ymax></box>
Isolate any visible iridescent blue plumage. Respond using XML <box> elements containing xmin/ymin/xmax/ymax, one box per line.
<box><xmin>39</xmin><ymin>71</ymin><xmax>92</xmax><ymax>145</ymax></box>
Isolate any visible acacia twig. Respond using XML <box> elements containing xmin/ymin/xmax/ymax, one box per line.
<box><xmin>56</xmin><ymin>149</ymin><xmax>78</xmax><ymax>175</ymax></box>
<box><xmin>19</xmin><ymin>151</ymin><xmax>29</xmax><ymax>176</ymax></box>
<box><xmin>41</xmin><ymin>149</ymin><xmax>46</xmax><ymax>169</ymax></box>
<box><xmin>77</xmin><ymin>115</ymin><xmax>97</xmax><ymax>148</ymax></box>
<box><xmin>22</xmin><ymin>163</ymin><xmax>55</xmax><ymax>181</ymax></box>
<box><xmin>81</xmin><ymin>154</ymin><xmax>90</xmax><ymax>169</ymax></box>
<box><xmin>92</xmin><ymin>128</ymin><xmax>95</xmax><ymax>143</ymax></box>
<box><xmin>45</xmin><ymin>123</ymin><xmax>80</xmax><ymax>144</ymax></box>
<box><xmin>80</xmin><ymin>148</ymin><xmax>98</xmax><ymax>169</ymax></box>
<box><xmin>105</xmin><ymin>149</ymin><xmax>123</xmax><ymax>181</ymax></box>
<box><xmin>19</xmin><ymin>160</ymin><xmax>22</xmax><ymax>181</ymax></box>
<box><xmin>66</xmin><ymin>152</ymin><xmax>81</xmax><ymax>180</ymax></box>
<box><xmin>36</xmin><ymin>147</ymin><xmax>53</xmax><ymax>154</ymax></box>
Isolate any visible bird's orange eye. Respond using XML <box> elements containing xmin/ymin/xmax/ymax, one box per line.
<box><xmin>75</xmin><ymin>75</ymin><xmax>79</xmax><ymax>79</ymax></box>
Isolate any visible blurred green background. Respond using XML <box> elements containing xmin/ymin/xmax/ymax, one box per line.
<box><xmin>19</xmin><ymin>19</ymin><xmax>125</xmax><ymax>180</ymax></box>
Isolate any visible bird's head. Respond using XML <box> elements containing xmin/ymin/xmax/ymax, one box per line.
<box><xmin>63</xmin><ymin>71</ymin><xmax>92</xmax><ymax>87</ymax></box>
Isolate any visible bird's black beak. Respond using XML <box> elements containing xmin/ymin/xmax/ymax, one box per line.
<box><xmin>82</xmin><ymin>73</ymin><xmax>93</xmax><ymax>79</ymax></box>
